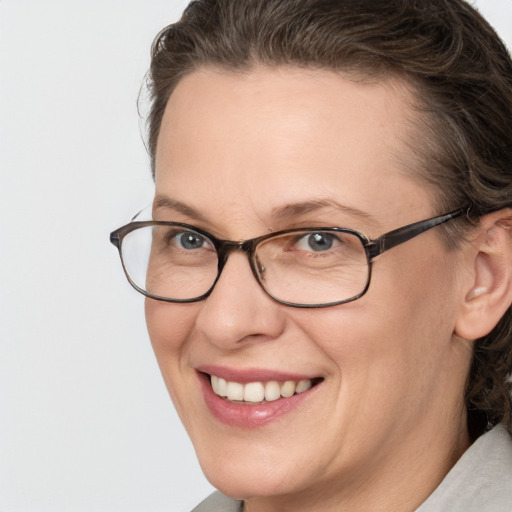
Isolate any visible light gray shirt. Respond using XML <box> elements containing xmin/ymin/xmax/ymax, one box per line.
<box><xmin>192</xmin><ymin>425</ymin><xmax>512</xmax><ymax>512</ymax></box>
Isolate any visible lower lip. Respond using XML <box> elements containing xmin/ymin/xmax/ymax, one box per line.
<box><xmin>198</xmin><ymin>373</ymin><xmax>320</xmax><ymax>428</ymax></box>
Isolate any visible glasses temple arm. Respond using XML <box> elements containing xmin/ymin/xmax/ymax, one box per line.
<box><xmin>367</xmin><ymin>209</ymin><xmax>465</xmax><ymax>259</ymax></box>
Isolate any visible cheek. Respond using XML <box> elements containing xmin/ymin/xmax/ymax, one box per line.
<box><xmin>297</xmin><ymin>251</ymin><xmax>460</xmax><ymax>407</ymax></box>
<box><xmin>144</xmin><ymin>299</ymin><xmax>200</xmax><ymax>390</ymax></box>
<box><xmin>145</xmin><ymin>299</ymin><xmax>197</xmax><ymax>349</ymax></box>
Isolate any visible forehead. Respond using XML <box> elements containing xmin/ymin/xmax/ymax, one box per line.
<box><xmin>154</xmin><ymin>67</ymin><xmax>433</xmax><ymax>232</ymax></box>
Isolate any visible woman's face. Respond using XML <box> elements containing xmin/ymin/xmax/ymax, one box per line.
<box><xmin>146</xmin><ymin>67</ymin><xmax>471</xmax><ymax>504</ymax></box>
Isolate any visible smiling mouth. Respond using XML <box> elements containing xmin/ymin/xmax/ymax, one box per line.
<box><xmin>207</xmin><ymin>374</ymin><xmax>323</xmax><ymax>404</ymax></box>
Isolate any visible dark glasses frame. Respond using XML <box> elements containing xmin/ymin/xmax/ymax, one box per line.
<box><xmin>110</xmin><ymin>208</ymin><xmax>464</xmax><ymax>308</ymax></box>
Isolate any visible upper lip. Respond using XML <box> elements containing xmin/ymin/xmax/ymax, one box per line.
<box><xmin>197</xmin><ymin>364</ymin><xmax>321</xmax><ymax>383</ymax></box>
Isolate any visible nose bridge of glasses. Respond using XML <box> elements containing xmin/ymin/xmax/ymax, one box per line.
<box><xmin>211</xmin><ymin>238</ymin><xmax>265</xmax><ymax>296</ymax></box>
<box><xmin>215</xmin><ymin>238</ymin><xmax>256</xmax><ymax>268</ymax></box>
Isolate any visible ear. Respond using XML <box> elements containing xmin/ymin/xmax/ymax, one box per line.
<box><xmin>455</xmin><ymin>209</ymin><xmax>512</xmax><ymax>340</ymax></box>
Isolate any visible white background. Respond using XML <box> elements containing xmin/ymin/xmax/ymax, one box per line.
<box><xmin>1</xmin><ymin>1</ymin><xmax>511</xmax><ymax>511</ymax></box>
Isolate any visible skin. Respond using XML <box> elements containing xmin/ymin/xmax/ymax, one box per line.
<box><xmin>146</xmin><ymin>67</ymin><xmax>476</xmax><ymax>512</ymax></box>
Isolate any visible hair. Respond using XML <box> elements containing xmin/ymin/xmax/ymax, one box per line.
<box><xmin>145</xmin><ymin>0</ymin><xmax>512</xmax><ymax>437</ymax></box>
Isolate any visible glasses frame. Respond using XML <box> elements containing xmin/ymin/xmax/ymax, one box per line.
<box><xmin>110</xmin><ymin>208</ymin><xmax>464</xmax><ymax>308</ymax></box>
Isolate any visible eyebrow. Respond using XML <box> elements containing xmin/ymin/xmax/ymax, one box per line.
<box><xmin>154</xmin><ymin>194</ymin><xmax>377</xmax><ymax>226</ymax></box>
<box><xmin>270</xmin><ymin>199</ymin><xmax>378</xmax><ymax>226</ymax></box>
<box><xmin>153</xmin><ymin>195</ymin><xmax>208</xmax><ymax>222</ymax></box>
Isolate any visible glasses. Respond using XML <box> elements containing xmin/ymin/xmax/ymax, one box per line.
<box><xmin>110</xmin><ymin>208</ymin><xmax>463</xmax><ymax>308</ymax></box>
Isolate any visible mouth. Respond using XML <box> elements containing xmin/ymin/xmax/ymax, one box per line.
<box><xmin>197</xmin><ymin>368</ymin><xmax>324</xmax><ymax>428</ymax></box>
<box><xmin>208</xmin><ymin>374</ymin><xmax>323</xmax><ymax>404</ymax></box>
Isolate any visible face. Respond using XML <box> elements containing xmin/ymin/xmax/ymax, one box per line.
<box><xmin>146</xmin><ymin>67</ymin><xmax>471</xmax><ymax>506</ymax></box>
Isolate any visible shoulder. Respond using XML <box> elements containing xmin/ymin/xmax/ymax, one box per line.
<box><xmin>191</xmin><ymin>491</ymin><xmax>243</xmax><ymax>512</ymax></box>
<box><xmin>417</xmin><ymin>425</ymin><xmax>512</xmax><ymax>512</ymax></box>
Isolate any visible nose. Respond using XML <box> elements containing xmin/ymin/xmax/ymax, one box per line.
<box><xmin>194</xmin><ymin>251</ymin><xmax>286</xmax><ymax>350</ymax></box>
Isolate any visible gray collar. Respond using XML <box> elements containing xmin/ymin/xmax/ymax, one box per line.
<box><xmin>191</xmin><ymin>490</ymin><xmax>242</xmax><ymax>512</ymax></box>
<box><xmin>416</xmin><ymin>424</ymin><xmax>512</xmax><ymax>512</ymax></box>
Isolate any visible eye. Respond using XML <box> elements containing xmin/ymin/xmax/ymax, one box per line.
<box><xmin>295</xmin><ymin>232</ymin><xmax>339</xmax><ymax>252</ymax></box>
<box><xmin>155</xmin><ymin>226</ymin><xmax>215</xmax><ymax>252</ymax></box>
<box><xmin>177</xmin><ymin>231</ymin><xmax>206</xmax><ymax>249</ymax></box>
<box><xmin>172</xmin><ymin>230</ymin><xmax>212</xmax><ymax>250</ymax></box>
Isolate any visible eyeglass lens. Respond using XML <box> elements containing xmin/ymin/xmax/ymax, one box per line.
<box><xmin>120</xmin><ymin>224</ymin><xmax>370</xmax><ymax>305</ymax></box>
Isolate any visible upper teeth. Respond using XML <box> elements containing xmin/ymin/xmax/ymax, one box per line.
<box><xmin>210</xmin><ymin>375</ymin><xmax>313</xmax><ymax>403</ymax></box>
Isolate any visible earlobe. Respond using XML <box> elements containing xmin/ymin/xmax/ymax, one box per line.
<box><xmin>455</xmin><ymin>209</ymin><xmax>512</xmax><ymax>341</ymax></box>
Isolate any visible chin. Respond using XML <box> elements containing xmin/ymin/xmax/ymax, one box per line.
<box><xmin>201</xmin><ymin>463</ymin><xmax>299</xmax><ymax>502</ymax></box>
<box><xmin>192</xmin><ymin>432</ymin><xmax>326</xmax><ymax>502</ymax></box>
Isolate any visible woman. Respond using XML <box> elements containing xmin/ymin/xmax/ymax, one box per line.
<box><xmin>111</xmin><ymin>0</ymin><xmax>512</xmax><ymax>510</ymax></box>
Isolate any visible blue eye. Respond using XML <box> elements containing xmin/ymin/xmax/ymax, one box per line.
<box><xmin>308</xmin><ymin>233</ymin><xmax>334</xmax><ymax>251</ymax></box>
<box><xmin>178</xmin><ymin>231</ymin><xmax>207</xmax><ymax>250</ymax></box>
<box><xmin>295</xmin><ymin>232</ymin><xmax>338</xmax><ymax>252</ymax></box>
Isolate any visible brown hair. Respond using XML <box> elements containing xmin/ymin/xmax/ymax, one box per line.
<box><xmin>146</xmin><ymin>0</ymin><xmax>512</xmax><ymax>437</ymax></box>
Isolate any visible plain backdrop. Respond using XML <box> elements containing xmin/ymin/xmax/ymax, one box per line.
<box><xmin>1</xmin><ymin>1</ymin><xmax>511</xmax><ymax>511</ymax></box>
